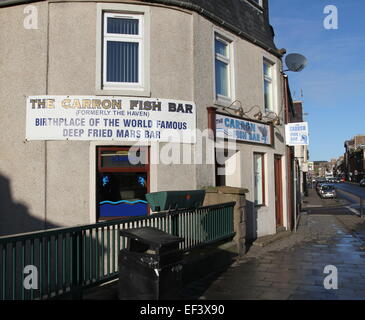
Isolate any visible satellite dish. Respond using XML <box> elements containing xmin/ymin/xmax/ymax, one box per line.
<box><xmin>285</xmin><ymin>53</ymin><xmax>307</xmax><ymax>72</ymax></box>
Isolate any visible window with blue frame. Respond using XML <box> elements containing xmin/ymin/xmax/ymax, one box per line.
<box><xmin>97</xmin><ymin>147</ymin><xmax>149</xmax><ymax>220</ymax></box>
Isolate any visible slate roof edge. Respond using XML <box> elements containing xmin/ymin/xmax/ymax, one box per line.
<box><xmin>0</xmin><ymin>0</ymin><xmax>42</xmax><ymax>7</ymax></box>
<box><xmin>141</xmin><ymin>0</ymin><xmax>283</xmax><ymax>58</ymax></box>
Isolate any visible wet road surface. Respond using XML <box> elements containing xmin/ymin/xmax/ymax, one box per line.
<box><xmin>183</xmin><ymin>193</ymin><xmax>365</xmax><ymax>300</ymax></box>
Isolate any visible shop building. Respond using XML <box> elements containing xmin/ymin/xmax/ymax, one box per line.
<box><xmin>0</xmin><ymin>0</ymin><xmax>289</xmax><ymax>240</ymax></box>
<box><xmin>343</xmin><ymin>135</ymin><xmax>365</xmax><ymax>182</ymax></box>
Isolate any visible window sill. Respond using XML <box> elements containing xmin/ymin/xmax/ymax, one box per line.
<box><xmin>214</xmin><ymin>97</ymin><xmax>233</xmax><ymax>108</ymax></box>
<box><xmin>264</xmin><ymin>109</ymin><xmax>277</xmax><ymax>117</ymax></box>
<box><xmin>96</xmin><ymin>88</ymin><xmax>151</xmax><ymax>97</ymax></box>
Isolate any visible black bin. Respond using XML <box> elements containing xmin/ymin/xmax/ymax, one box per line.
<box><xmin>118</xmin><ymin>227</ymin><xmax>184</xmax><ymax>300</ymax></box>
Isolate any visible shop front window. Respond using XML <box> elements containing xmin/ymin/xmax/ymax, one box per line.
<box><xmin>97</xmin><ymin>147</ymin><xmax>149</xmax><ymax>220</ymax></box>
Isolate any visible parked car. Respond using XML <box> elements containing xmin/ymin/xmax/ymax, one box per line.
<box><xmin>360</xmin><ymin>179</ymin><xmax>365</xmax><ymax>187</ymax></box>
<box><xmin>318</xmin><ymin>184</ymin><xmax>336</xmax><ymax>199</ymax></box>
<box><xmin>315</xmin><ymin>179</ymin><xmax>327</xmax><ymax>192</ymax></box>
<box><xmin>326</xmin><ymin>178</ymin><xmax>335</xmax><ymax>184</ymax></box>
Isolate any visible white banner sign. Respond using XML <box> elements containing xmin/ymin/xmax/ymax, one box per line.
<box><xmin>215</xmin><ymin>114</ymin><xmax>272</xmax><ymax>145</ymax></box>
<box><xmin>285</xmin><ymin>122</ymin><xmax>309</xmax><ymax>146</ymax></box>
<box><xmin>26</xmin><ymin>96</ymin><xmax>196</xmax><ymax>142</ymax></box>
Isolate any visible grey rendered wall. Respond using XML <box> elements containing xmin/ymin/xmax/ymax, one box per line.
<box><xmin>192</xmin><ymin>13</ymin><xmax>216</xmax><ymax>189</ymax></box>
<box><xmin>45</xmin><ymin>2</ymin><xmax>96</xmax><ymax>227</ymax></box>
<box><xmin>149</xmin><ymin>5</ymin><xmax>197</xmax><ymax>191</ymax></box>
<box><xmin>0</xmin><ymin>2</ymin><xmax>48</xmax><ymax>236</ymax></box>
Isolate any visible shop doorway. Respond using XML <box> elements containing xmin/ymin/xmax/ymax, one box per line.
<box><xmin>96</xmin><ymin>146</ymin><xmax>149</xmax><ymax>220</ymax></box>
<box><xmin>274</xmin><ymin>155</ymin><xmax>283</xmax><ymax>227</ymax></box>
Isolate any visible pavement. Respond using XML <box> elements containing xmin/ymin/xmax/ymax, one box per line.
<box><xmin>182</xmin><ymin>188</ymin><xmax>365</xmax><ymax>300</ymax></box>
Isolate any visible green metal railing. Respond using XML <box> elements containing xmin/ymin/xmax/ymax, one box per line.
<box><xmin>0</xmin><ymin>202</ymin><xmax>235</xmax><ymax>300</ymax></box>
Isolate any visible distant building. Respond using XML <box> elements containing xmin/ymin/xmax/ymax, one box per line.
<box><xmin>343</xmin><ymin>135</ymin><xmax>365</xmax><ymax>182</ymax></box>
<box><xmin>313</xmin><ymin>161</ymin><xmax>329</xmax><ymax>177</ymax></box>
<box><xmin>291</xmin><ymin>100</ymin><xmax>309</xmax><ymax>196</ymax></box>
<box><xmin>307</xmin><ymin>161</ymin><xmax>314</xmax><ymax>176</ymax></box>
<box><xmin>334</xmin><ymin>156</ymin><xmax>345</xmax><ymax>177</ymax></box>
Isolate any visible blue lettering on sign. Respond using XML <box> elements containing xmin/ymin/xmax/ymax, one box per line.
<box><xmin>290</xmin><ymin>125</ymin><xmax>306</xmax><ymax>131</ymax></box>
<box><xmin>218</xmin><ymin>116</ymin><xmax>271</xmax><ymax>144</ymax></box>
<box><xmin>249</xmin><ymin>133</ymin><xmax>260</xmax><ymax>142</ymax></box>
<box><xmin>224</xmin><ymin>118</ymin><xmax>256</xmax><ymax>132</ymax></box>
<box><xmin>235</xmin><ymin>131</ymin><xmax>247</xmax><ymax>140</ymax></box>
<box><xmin>123</xmin><ymin>119</ymin><xmax>153</xmax><ymax>128</ymax></box>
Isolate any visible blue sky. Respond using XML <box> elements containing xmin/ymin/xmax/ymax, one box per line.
<box><xmin>269</xmin><ymin>0</ymin><xmax>365</xmax><ymax>161</ymax></box>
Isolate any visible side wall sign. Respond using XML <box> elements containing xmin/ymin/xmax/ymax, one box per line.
<box><xmin>26</xmin><ymin>96</ymin><xmax>196</xmax><ymax>143</ymax></box>
<box><xmin>215</xmin><ymin>113</ymin><xmax>272</xmax><ymax>145</ymax></box>
<box><xmin>285</xmin><ymin>122</ymin><xmax>309</xmax><ymax>146</ymax></box>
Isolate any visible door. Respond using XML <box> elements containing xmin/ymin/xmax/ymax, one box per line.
<box><xmin>274</xmin><ymin>155</ymin><xmax>283</xmax><ymax>227</ymax></box>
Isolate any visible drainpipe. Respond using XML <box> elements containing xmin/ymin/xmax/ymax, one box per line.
<box><xmin>293</xmin><ymin>161</ymin><xmax>297</xmax><ymax>232</ymax></box>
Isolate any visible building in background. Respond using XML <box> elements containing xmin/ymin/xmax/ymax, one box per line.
<box><xmin>307</xmin><ymin>161</ymin><xmax>314</xmax><ymax>181</ymax></box>
<box><xmin>283</xmin><ymin>94</ymin><xmax>310</xmax><ymax>230</ymax></box>
<box><xmin>333</xmin><ymin>156</ymin><xmax>344</xmax><ymax>178</ymax></box>
<box><xmin>283</xmin><ymin>75</ymin><xmax>295</xmax><ymax>231</ymax></box>
<box><xmin>342</xmin><ymin>135</ymin><xmax>365</xmax><ymax>182</ymax></box>
<box><xmin>313</xmin><ymin>161</ymin><xmax>329</xmax><ymax>177</ymax></box>
<box><xmin>291</xmin><ymin>101</ymin><xmax>309</xmax><ymax>197</ymax></box>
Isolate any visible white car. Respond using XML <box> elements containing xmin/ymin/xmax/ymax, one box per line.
<box><xmin>319</xmin><ymin>184</ymin><xmax>336</xmax><ymax>199</ymax></box>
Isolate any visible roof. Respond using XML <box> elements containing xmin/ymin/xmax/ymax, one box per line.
<box><xmin>142</xmin><ymin>0</ymin><xmax>281</xmax><ymax>56</ymax></box>
<box><xmin>0</xmin><ymin>0</ymin><xmax>282</xmax><ymax>57</ymax></box>
<box><xmin>0</xmin><ymin>0</ymin><xmax>40</xmax><ymax>6</ymax></box>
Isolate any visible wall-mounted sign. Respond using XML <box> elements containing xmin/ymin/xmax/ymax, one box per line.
<box><xmin>26</xmin><ymin>96</ymin><xmax>196</xmax><ymax>143</ymax></box>
<box><xmin>215</xmin><ymin>113</ymin><xmax>272</xmax><ymax>145</ymax></box>
<box><xmin>285</xmin><ymin>122</ymin><xmax>309</xmax><ymax>146</ymax></box>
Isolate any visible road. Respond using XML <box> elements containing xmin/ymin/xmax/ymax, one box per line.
<box><xmin>329</xmin><ymin>183</ymin><xmax>365</xmax><ymax>216</ymax></box>
<box><xmin>335</xmin><ymin>182</ymin><xmax>365</xmax><ymax>199</ymax></box>
<box><xmin>310</xmin><ymin>182</ymin><xmax>365</xmax><ymax>216</ymax></box>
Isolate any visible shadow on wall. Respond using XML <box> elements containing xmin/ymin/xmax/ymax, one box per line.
<box><xmin>244</xmin><ymin>200</ymin><xmax>258</xmax><ymax>251</ymax></box>
<box><xmin>0</xmin><ymin>174</ymin><xmax>58</xmax><ymax>237</ymax></box>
